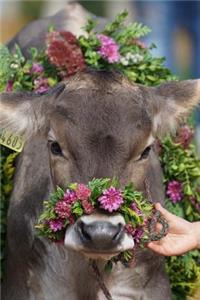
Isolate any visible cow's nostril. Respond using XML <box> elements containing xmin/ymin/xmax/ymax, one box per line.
<box><xmin>112</xmin><ymin>223</ymin><xmax>123</xmax><ymax>241</ymax></box>
<box><xmin>77</xmin><ymin>220</ymin><xmax>124</xmax><ymax>251</ymax></box>
<box><xmin>79</xmin><ymin>221</ymin><xmax>92</xmax><ymax>241</ymax></box>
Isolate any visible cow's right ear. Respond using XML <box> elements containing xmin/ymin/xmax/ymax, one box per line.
<box><xmin>0</xmin><ymin>83</ymin><xmax>65</xmax><ymax>139</ymax></box>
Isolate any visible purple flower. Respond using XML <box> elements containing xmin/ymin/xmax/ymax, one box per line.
<box><xmin>133</xmin><ymin>227</ymin><xmax>144</xmax><ymax>244</ymax></box>
<box><xmin>34</xmin><ymin>77</ymin><xmax>49</xmax><ymax>94</ymax></box>
<box><xmin>63</xmin><ymin>189</ymin><xmax>77</xmax><ymax>204</ymax></box>
<box><xmin>125</xmin><ymin>224</ymin><xmax>143</xmax><ymax>244</ymax></box>
<box><xmin>97</xmin><ymin>34</ymin><xmax>120</xmax><ymax>63</ymax></box>
<box><xmin>76</xmin><ymin>184</ymin><xmax>91</xmax><ymax>200</ymax></box>
<box><xmin>49</xmin><ymin>219</ymin><xmax>63</xmax><ymax>232</ymax></box>
<box><xmin>31</xmin><ymin>63</ymin><xmax>44</xmax><ymax>74</ymax></box>
<box><xmin>166</xmin><ymin>180</ymin><xmax>183</xmax><ymax>203</ymax></box>
<box><xmin>130</xmin><ymin>202</ymin><xmax>142</xmax><ymax>216</ymax></box>
<box><xmin>98</xmin><ymin>187</ymin><xmax>123</xmax><ymax>212</ymax></box>
<box><xmin>6</xmin><ymin>80</ymin><xmax>13</xmax><ymax>92</ymax></box>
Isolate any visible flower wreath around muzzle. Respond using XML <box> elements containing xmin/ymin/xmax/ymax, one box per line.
<box><xmin>36</xmin><ymin>178</ymin><xmax>169</xmax><ymax>268</ymax></box>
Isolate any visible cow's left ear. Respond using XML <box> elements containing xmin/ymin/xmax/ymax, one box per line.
<box><xmin>0</xmin><ymin>83</ymin><xmax>66</xmax><ymax>140</ymax></box>
<box><xmin>149</xmin><ymin>79</ymin><xmax>200</xmax><ymax>137</ymax></box>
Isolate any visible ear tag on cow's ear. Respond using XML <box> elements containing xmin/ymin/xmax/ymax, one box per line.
<box><xmin>0</xmin><ymin>128</ymin><xmax>24</xmax><ymax>152</ymax></box>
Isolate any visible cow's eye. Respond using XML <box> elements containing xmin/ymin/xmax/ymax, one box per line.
<box><xmin>139</xmin><ymin>146</ymin><xmax>151</xmax><ymax>160</ymax></box>
<box><xmin>50</xmin><ymin>142</ymin><xmax>63</xmax><ymax>156</ymax></box>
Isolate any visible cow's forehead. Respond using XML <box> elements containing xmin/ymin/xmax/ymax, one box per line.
<box><xmin>55</xmin><ymin>71</ymin><xmax>151</xmax><ymax>128</ymax></box>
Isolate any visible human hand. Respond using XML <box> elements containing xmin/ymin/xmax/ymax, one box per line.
<box><xmin>147</xmin><ymin>203</ymin><xmax>200</xmax><ymax>256</ymax></box>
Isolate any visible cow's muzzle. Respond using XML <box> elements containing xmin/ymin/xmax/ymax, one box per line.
<box><xmin>64</xmin><ymin>214</ymin><xmax>134</xmax><ymax>259</ymax></box>
<box><xmin>76</xmin><ymin>220</ymin><xmax>124</xmax><ymax>251</ymax></box>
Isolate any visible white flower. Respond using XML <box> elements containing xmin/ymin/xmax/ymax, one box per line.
<box><xmin>10</xmin><ymin>63</ymin><xmax>19</xmax><ymax>69</ymax></box>
<box><xmin>120</xmin><ymin>57</ymin><xmax>129</xmax><ymax>66</ymax></box>
<box><xmin>120</xmin><ymin>52</ymin><xmax>144</xmax><ymax>66</ymax></box>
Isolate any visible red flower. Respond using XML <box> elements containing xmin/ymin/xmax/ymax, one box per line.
<box><xmin>76</xmin><ymin>184</ymin><xmax>91</xmax><ymax>200</ymax></box>
<box><xmin>46</xmin><ymin>31</ymin><xmax>85</xmax><ymax>78</ymax></box>
<box><xmin>81</xmin><ymin>199</ymin><xmax>94</xmax><ymax>214</ymax></box>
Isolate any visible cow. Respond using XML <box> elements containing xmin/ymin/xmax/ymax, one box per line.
<box><xmin>1</xmin><ymin>3</ymin><xmax>200</xmax><ymax>300</ymax></box>
<box><xmin>1</xmin><ymin>69</ymin><xmax>200</xmax><ymax>300</ymax></box>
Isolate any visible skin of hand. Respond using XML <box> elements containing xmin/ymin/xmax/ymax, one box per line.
<box><xmin>147</xmin><ymin>203</ymin><xmax>200</xmax><ymax>256</ymax></box>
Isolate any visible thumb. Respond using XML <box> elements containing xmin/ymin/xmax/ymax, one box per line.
<box><xmin>155</xmin><ymin>203</ymin><xmax>174</xmax><ymax>222</ymax></box>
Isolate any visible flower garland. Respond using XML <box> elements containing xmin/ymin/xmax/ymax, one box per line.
<box><xmin>160</xmin><ymin>126</ymin><xmax>200</xmax><ymax>299</ymax></box>
<box><xmin>36</xmin><ymin>178</ymin><xmax>168</xmax><ymax>268</ymax></box>
<box><xmin>36</xmin><ymin>179</ymin><xmax>169</xmax><ymax>273</ymax></box>
<box><xmin>0</xmin><ymin>10</ymin><xmax>199</xmax><ymax>299</ymax></box>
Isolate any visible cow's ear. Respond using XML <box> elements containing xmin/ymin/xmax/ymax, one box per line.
<box><xmin>0</xmin><ymin>83</ymin><xmax>65</xmax><ymax>139</ymax></box>
<box><xmin>149</xmin><ymin>79</ymin><xmax>200</xmax><ymax>137</ymax></box>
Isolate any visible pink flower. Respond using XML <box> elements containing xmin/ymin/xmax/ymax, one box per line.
<box><xmin>130</xmin><ymin>202</ymin><xmax>142</xmax><ymax>216</ymax></box>
<box><xmin>98</xmin><ymin>187</ymin><xmax>123</xmax><ymax>212</ymax></box>
<box><xmin>133</xmin><ymin>227</ymin><xmax>144</xmax><ymax>244</ymax></box>
<box><xmin>125</xmin><ymin>224</ymin><xmax>135</xmax><ymax>235</ymax></box>
<box><xmin>166</xmin><ymin>180</ymin><xmax>183</xmax><ymax>203</ymax></box>
<box><xmin>97</xmin><ymin>34</ymin><xmax>120</xmax><ymax>63</ymax></box>
<box><xmin>6</xmin><ymin>80</ymin><xmax>13</xmax><ymax>92</ymax></box>
<box><xmin>125</xmin><ymin>224</ymin><xmax>143</xmax><ymax>244</ymax></box>
<box><xmin>49</xmin><ymin>219</ymin><xmax>63</xmax><ymax>232</ymax></box>
<box><xmin>174</xmin><ymin>125</ymin><xmax>194</xmax><ymax>149</ymax></box>
<box><xmin>55</xmin><ymin>200</ymin><xmax>72</xmax><ymax>219</ymax></box>
<box><xmin>34</xmin><ymin>77</ymin><xmax>49</xmax><ymax>94</ymax></box>
<box><xmin>63</xmin><ymin>189</ymin><xmax>77</xmax><ymax>204</ymax></box>
<box><xmin>31</xmin><ymin>63</ymin><xmax>44</xmax><ymax>74</ymax></box>
<box><xmin>76</xmin><ymin>184</ymin><xmax>91</xmax><ymax>200</ymax></box>
<box><xmin>81</xmin><ymin>199</ymin><xmax>94</xmax><ymax>214</ymax></box>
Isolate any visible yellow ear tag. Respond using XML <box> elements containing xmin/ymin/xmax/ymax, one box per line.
<box><xmin>0</xmin><ymin>128</ymin><xmax>24</xmax><ymax>152</ymax></box>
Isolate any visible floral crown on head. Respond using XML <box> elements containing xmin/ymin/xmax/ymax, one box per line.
<box><xmin>1</xmin><ymin>10</ymin><xmax>175</xmax><ymax>93</ymax></box>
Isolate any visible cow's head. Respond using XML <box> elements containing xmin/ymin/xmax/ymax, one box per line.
<box><xmin>1</xmin><ymin>70</ymin><xmax>199</xmax><ymax>259</ymax></box>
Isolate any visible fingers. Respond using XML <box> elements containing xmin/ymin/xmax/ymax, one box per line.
<box><xmin>147</xmin><ymin>241</ymin><xmax>168</xmax><ymax>256</ymax></box>
<box><xmin>147</xmin><ymin>242</ymin><xmax>164</xmax><ymax>254</ymax></box>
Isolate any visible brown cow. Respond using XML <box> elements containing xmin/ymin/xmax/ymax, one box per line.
<box><xmin>1</xmin><ymin>69</ymin><xmax>199</xmax><ymax>300</ymax></box>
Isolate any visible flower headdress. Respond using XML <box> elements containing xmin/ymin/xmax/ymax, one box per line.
<box><xmin>0</xmin><ymin>11</ymin><xmax>175</xmax><ymax>93</ymax></box>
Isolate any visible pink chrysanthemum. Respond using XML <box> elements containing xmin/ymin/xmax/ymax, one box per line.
<box><xmin>98</xmin><ymin>187</ymin><xmax>123</xmax><ymax>212</ymax></box>
<box><xmin>49</xmin><ymin>219</ymin><xmax>63</xmax><ymax>232</ymax></box>
<box><xmin>166</xmin><ymin>180</ymin><xmax>183</xmax><ymax>203</ymax></box>
<box><xmin>63</xmin><ymin>189</ymin><xmax>77</xmax><ymax>204</ymax></box>
<box><xmin>97</xmin><ymin>34</ymin><xmax>120</xmax><ymax>63</ymax></box>
<box><xmin>76</xmin><ymin>184</ymin><xmax>91</xmax><ymax>200</ymax></box>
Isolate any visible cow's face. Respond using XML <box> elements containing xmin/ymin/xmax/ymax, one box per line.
<box><xmin>1</xmin><ymin>70</ymin><xmax>199</xmax><ymax>258</ymax></box>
